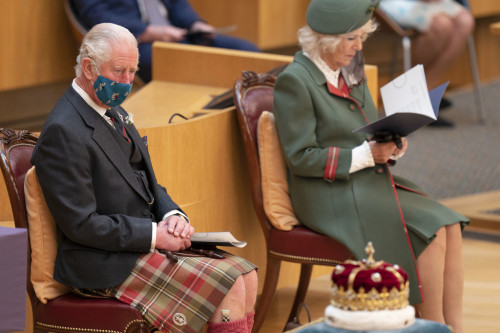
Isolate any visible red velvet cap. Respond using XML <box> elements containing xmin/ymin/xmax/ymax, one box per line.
<box><xmin>330</xmin><ymin>242</ymin><xmax>410</xmax><ymax>311</ymax></box>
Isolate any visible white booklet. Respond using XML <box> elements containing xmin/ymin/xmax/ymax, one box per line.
<box><xmin>190</xmin><ymin>231</ymin><xmax>247</xmax><ymax>248</ymax></box>
<box><xmin>354</xmin><ymin>64</ymin><xmax>448</xmax><ymax>137</ymax></box>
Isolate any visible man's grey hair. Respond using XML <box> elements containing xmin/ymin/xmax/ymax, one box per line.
<box><xmin>75</xmin><ymin>23</ymin><xmax>138</xmax><ymax>77</ymax></box>
<box><xmin>298</xmin><ymin>19</ymin><xmax>378</xmax><ymax>61</ymax></box>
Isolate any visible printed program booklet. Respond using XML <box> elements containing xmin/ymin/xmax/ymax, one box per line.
<box><xmin>354</xmin><ymin>64</ymin><xmax>448</xmax><ymax>137</ymax></box>
<box><xmin>190</xmin><ymin>232</ymin><xmax>247</xmax><ymax>248</ymax></box>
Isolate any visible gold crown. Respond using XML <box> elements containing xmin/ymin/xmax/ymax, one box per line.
<box><xmin>330</xmin><ymin>242</ymin><xmax>409</xmax><ymax>311</ymax></box>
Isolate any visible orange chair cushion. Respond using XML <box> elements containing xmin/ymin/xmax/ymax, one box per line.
<box><xmin>24</xmin><ymin>167</ymin><xmax>70</xmax><ymax>303</ymax></box>
<box><xmin>257</xmin><ymin>111</ymin><xmax>300</xmax><ymax>231</ymax></box>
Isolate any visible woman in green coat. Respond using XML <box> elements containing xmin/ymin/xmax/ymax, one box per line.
<box><xmin>273</xmin><ymin>1</ymin><xmax>469</xmax><ymax>332</ymax></box>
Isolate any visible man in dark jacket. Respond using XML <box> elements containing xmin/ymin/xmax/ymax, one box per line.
<box><xmin>31</xmin><ymin>22</ymin><xmax>257</xmax><ymax>333</ymax></box>
<box><xmin>73</xmin><ymin>0</ymin><xmax>260</xmax><ymax>82</ymax></box>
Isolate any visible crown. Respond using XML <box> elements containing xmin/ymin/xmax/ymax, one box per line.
<box><xmin>330</xmin><ymin>242</ymin><xmax>410</xmax><ymax>311</ymax></box>
<box><xmin>325</xmin><ymin>242</ymin><xmax>415</xmax><ymax>330</ymax></box>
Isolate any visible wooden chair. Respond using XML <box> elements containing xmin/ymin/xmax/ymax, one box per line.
<box><xmin>0</xmin><ymin>128</ymin><xmax>149</xmax><ymax>333</ymax></box>
<box><xmin>233</xmin><ymin>72</ymin><xmax>352</xmax><ymax>332</ymax></box>
<box><xmin>374</xmin><ymin>2</ymin><xmax>485</xmax><ymax>123</ymax></box>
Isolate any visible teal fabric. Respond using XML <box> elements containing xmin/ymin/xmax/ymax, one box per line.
<box><xmin>294</xmin><ymin>319</ymin><xmax>452</xmax><ymax>332</ymax></box>
<box><xmin>273</xmin><ymin>51</ymin><xmax>469</xmax><ymax>304</ymax></box>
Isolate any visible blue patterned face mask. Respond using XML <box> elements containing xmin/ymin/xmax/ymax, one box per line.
<box><xmin>92</xmin><ymin>63</ymin><xmax>132</xmax><ymax>107</ymax></box>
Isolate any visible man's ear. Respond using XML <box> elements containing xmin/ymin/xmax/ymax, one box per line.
<box><xmin>81</xmin><ymin>57</ymin><xmax>95</xmax><ymax>80</ymax></box>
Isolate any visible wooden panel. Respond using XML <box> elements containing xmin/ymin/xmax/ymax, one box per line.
<box><xmin>152</xmin><ymin>43</ymin><xmax>293</xmax><ymax>87</ymax></box>
<box><xmin>152</xmin><ymin>43</ymin><xmax>378</xmax><ymax>105</ymax></box>
<box><xmin>189</xmin><ymin>0</ymin><xmax>310</xmax><ymax>50</ymax></box>
<box><xmin>0</xmin><ymin>0</ymin><xmax>78</xmax><ymax>91</ymax></box>
<box><xmin>470</xmin><ymin>0</ymin><xmax>500</xmax><ymax>18</ymax></box>
<box><xmin>257</xmin><ymin>0</ymin><xmax>308</xmax><ymax>49</ymax></box>
<box><xmin>188</xmin><ymin>0</ymin><xmax>259</xmax><ymax>45</ymax></box>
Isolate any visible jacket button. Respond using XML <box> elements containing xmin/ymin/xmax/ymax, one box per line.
<box><xmin>349</xmin><ymin>103</ymin><xmax>355</xmax><ymax>111</ymax></box>
<box><xmin>142</xmin><ymin>208</ymin><xmax>150</xmax><ymax>216</ymax></box>
<box><xmin>376</xmin><ymin>167</ymin><xmax>384</xmax><ymax>174</ymax></box>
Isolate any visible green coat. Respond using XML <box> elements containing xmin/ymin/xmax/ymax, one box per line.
<box><xmin>273</xmin><ymin>51</ymin><xmax>468</xmax><ymax>304</ymax></box>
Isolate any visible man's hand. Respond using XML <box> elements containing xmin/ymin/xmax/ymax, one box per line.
<box><xmin>138</xmin><ymin>25</ymin><xmax>188</xmax><ymax>43</ymax></box>
<box><xmin>190</xmin><ymin>21</ymin><xmax>216</xmax><ymax>36</ymax></box>
<box><xmin>155</xmin><ymin>215</ymin><xmax>195</xmax><ymax>251</ymax></box>
<box><xmin>164</xmin><ymin>215</ymin><xmax>195</xmax><ymax>238</ymax></box>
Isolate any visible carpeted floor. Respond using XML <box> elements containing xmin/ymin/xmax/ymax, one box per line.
<box><xmin>389</xmin><ymin>80</ymin><xmax>500</xmax><ymax>200</ymax></box>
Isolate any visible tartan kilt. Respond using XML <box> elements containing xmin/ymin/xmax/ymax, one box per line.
<box><xmin>107</xmin><ymin>250</ymin><xmax>257</xmax><ymax>333</ymax></box>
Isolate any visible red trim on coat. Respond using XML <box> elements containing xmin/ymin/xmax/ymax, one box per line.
<box><xmin>395</xmin><ymin>183</ymin><xmax>427</xmax><ymax>197</ymax></box>
<box><xmin>387</xmin><ymin>165</ymin><xmax>424</xmax><ymax>302</ymax></box>
<box><xmin>324</xmin><ymin>147</ymin><xmax>340</xmax><ymax>181</ymax></box>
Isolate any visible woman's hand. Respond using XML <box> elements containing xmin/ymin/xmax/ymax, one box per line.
<box><xmin>369</xmin><ymin>137</ymin><xmax>408</xmax><ymax>163</ymax></box>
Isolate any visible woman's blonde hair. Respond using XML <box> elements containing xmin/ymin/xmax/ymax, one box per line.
<box><xmin>298</xmin><ymin>18</ymin><xmax>378</xmax><ymax>60</ymax></box>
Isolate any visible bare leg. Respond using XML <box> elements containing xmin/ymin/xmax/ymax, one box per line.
<box><xmin>415</xmin><ymin>224</ymin><xmax>464</xmax><ymax>333</ymax></box>
<box><xmin>415</xmin><ymin>226</ymin><xmax>446</xmax><ymax>324</ymax></box>
<box><xmin>412</xmin><ymin>10</ymin><xmax>475</xmax><ymax>88</ymax></box>
<box><xmin>208</xmin><ymin>270</ymin><xmax>258</xmax><ymax>323</ymax></box>
<box><xmin>243</xmin><ymin>270</ymin><xmax>258</xmax><ymax>313</ymax></box>
<box><xmin>443</xmin><ymin>223</ymin><xmax>464</xmax><ymax>333</ymax></box>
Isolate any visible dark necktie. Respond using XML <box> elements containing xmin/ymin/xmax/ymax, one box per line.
<box><xmin>141</xmin><ymin>0</ymin><xmax>170</xmax><ymax>26</ymax></box>
<box><xmin>105</xmin><ymin>109</ymin><xmax>130</xmax><ymax>143</ymax></box>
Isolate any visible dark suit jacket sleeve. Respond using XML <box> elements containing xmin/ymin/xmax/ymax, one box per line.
<box><xmin>32</xmin><ymin>119</ymin><xmax>153</xmax><ymax>253</ymax></box>
<box><xmin>163</xmin><ymin>0</ymin><xmax>202</xmax><ymax>29</ymax></box>
<box><xmin>73</xmin><ymin>0</ymin><xmax>149</xmax><ymax>37</ymax></box>
<box><xmin>73</xmin><ymin>0</ymin><xmax>203</xmax><ymax>37</ymax></box>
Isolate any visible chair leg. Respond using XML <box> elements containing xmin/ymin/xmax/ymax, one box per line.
<box><xmin>402</xmin><ymin>36</ymin><xmax>412</xmax><ymax>72</ymax></box>
<box><xmin>252</xmin><ymin>255</ymin><xmax>282</xmax><ymax>333</ymax></box>
<box><xmin>283</xmin><ymin>263</ymin><xmax>313</xmax><ymax>332</ymax></box>
<box><xmin>466</xmin><ymin>36</ymin><xmax>485</xmax><ymax>124</ymax></box>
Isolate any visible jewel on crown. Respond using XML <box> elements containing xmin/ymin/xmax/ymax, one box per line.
<box><xmin>330</xmin><ymin>242</ymin><xmax>410</xmax><ymax>311</ymax></box>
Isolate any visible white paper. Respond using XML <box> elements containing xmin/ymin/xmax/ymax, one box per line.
<box><xmin>191</xmin><ymin>231</ymin><xmax>247</xmax><ymax>248</ymax></box>
<box><xmin>380</xmin><ymin>64</ymin><xmax>436</xmax><ymax>120</ymax></box>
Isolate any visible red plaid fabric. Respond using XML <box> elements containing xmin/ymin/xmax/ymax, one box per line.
<box><xmin>107</xmin><ymin>251</ymin><xmax>256</xmax><ymax>333</ymax></box>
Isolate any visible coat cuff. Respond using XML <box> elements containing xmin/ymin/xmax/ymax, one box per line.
<box><xmin>324</xmin><ymin>147</ymin><xmax>340</xmax><ymax>181</ymax></box>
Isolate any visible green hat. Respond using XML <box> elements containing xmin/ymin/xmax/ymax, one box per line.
<box><xmin>306</xmin><ymin>0</ymin><xmax>380</xmax><ymax>35</ymax></box>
